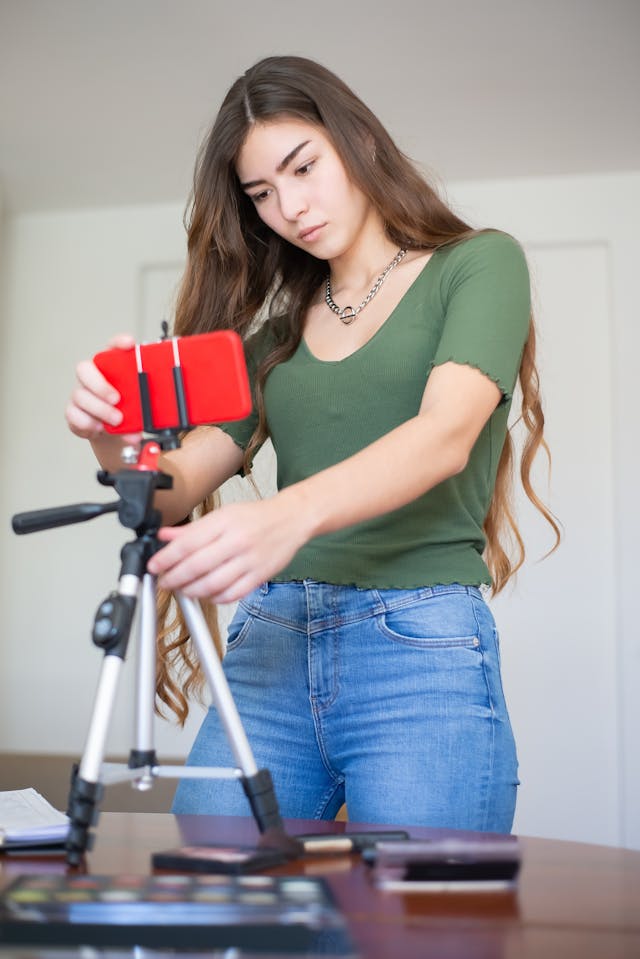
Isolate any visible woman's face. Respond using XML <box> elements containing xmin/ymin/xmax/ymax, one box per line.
<box><xmin>235</xmin><ymin>117</ymin><xmax>376</xmax><ymax>261</ymax></box>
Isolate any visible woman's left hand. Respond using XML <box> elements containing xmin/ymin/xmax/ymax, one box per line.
<box><xmin>146</xmin><ymin>493</ymin><xmax>309</xmax><ymax>604</ymax></box>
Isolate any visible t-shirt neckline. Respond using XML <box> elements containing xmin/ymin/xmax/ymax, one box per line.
<box><xmin>299</xmin><ymin>250</ymin><xmax>439</xmax><ymax>365</ymax></box>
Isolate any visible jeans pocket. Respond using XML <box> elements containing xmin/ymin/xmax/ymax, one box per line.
<box><xmin>376</xmin><ymin>591</ymin><xmax>481</xmax><ymax>649</ymax></box>
<box><xmin>225</xmin><ymin>609</ymin><xmax>254</xmax><ymax>652</ymax></box>
<box><xmin>227</xmin><ymin>600</ymin><xmax>257</xmax><ymax>653</ymax></box>
<box><xmin>225</xmin><ymin>588</ymin><xmax>265</xmax><ymax>652</ymax></box>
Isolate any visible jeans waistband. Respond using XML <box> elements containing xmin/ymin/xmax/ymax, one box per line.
<box><xmin>245</xmin><ymin>580</ymin><xmax>484</xmax><ymax>631</ymax></box>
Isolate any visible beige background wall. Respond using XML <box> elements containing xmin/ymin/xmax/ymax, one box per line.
<box><xmin>1</xmin><ymin>173</ymin><xmax>638</xmax><ymax>848</ymax></box>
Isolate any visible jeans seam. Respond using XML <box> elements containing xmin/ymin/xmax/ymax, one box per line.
<box><xmin>307</xmin><ymin>627</ymin><xmax>343</xmax><ymax>784</ymax></box>
<box><xmin>312</xmin><ymin>779</ymin><xmax>345</xmax><ymax>819</ymax></box>
<box><xmin>470</xmin><ymin>596</ymin><xmax>496</xmax><ymax>830</ymax></box>
<box><xmin>309</xmin><ymin>654</ymin><xmax>341</xmax><ymax>710</ymax></box>
<box><xmin>480</xmin><ymin>662</ymin><xmax>496</xmax><ymax>832</ymax></box>
<box><xmin>308</xmin><ymin>698</ymin><xmax>343</xmax><ymax>782</ymax></box>
<box><xmin>246</xmin><ymin>612</ymin><xmax>306</xmax><ymax>633</ymax></box>
<box><xmin>372</xmin><ymin>587</ymin><xmax>432</xmax><ymax>613</ymax></box>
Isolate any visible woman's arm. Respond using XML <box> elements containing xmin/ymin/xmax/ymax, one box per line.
<box><xmin>291</xmin><ymin>361</ymin><xmax>501</xmax><ymax>535</ymax></box>
<box><xmin>147</xmin><ymin>361</ymin><xmax>501</xmax><ymax>601</ymax></box>
<box><xmin>152</xmin><ymin>426</ymin><xmax>245</xmax><ymax>526</ymax></box>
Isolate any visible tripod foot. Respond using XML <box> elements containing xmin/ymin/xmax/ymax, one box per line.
<box><xmin>242</xmin><ymin>769</ymin><xmax>303</xmax><ymax>858</ymax></box>
<box><xmin>66</xmin><ymin>763</ymin><xmax>104</xmax><ymax>866</ymax></box>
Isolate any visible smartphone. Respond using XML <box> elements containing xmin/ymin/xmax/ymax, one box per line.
<box><xmin>94</xmin><ymin>330</ymin><xmax>252</xmax><ymax>434</ymax></box>
<box><xmin>364</xmin><ymin>838</ymin><xmax>521</xmax><ymax>891</ymax></box>
<box><xmin>151</xmin><ymin>844</ymin><xmax>289</xmax><ymax>875</ymax></box>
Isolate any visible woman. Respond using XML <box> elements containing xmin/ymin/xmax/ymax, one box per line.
<box><xmin>66</xmin><ymin>55</ymin><xmax>559</xmax><ymax>831</ymax></box>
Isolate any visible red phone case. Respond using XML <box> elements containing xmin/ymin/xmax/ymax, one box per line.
<box><xmin>94</xmin><ymin>331</ymin><xmax>252</xmax><ymax>433</ymax></box>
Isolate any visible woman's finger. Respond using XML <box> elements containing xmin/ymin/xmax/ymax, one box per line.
<box><xmin>68</xmin><ymin>385</ymin><xmax>123</xmax><ymax>430</ymax></box>
<box><xmin>107</xmin><ymin>333</ymin><xmax>136</xmax><ymax>350</ymax></box>
<box><xmin>75</xmin><ymin>359</ymin><xmax>120</xmax><ymax>403</ymax></box>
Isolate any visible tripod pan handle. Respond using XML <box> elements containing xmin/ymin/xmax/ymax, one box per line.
<box><xmin>12</xmin><ymin>501</ymin><xmax>119</xmax><ymax>534</ymax></box>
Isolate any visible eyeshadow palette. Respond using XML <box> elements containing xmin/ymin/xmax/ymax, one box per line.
<box><xmin>0</xmin><ymin>873</ymin><xmax>356</xmax><ymax>954</ymax></box>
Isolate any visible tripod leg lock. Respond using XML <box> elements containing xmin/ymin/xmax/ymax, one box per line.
<box><xmin>240</xmin><ymin>768</ymin><xmax>285</xmax><ymax>833</ymax></box>
<box><xmin>128</xmin><ymin>749</ymin><xmax>157</xmax><ymax>769</ymax></box>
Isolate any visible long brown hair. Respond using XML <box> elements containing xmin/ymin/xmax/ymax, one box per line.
<box><xmin>158</xmin><ymin>55</ymin><xmax>560</xmax><ymax>723</ymax></box>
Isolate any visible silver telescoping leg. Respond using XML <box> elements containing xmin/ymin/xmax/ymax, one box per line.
<box><xmin>66</xmin><ymin>548</ymin><xmax>290</xmax><ymax>866</ymax></box>
<box><xmin>146</xmin><ymin>589</ymin><xmax>287</xmax><ymax>841</ymax></box>
<box><xmin>66</xmin><ymin>565</ymin><xmax>143</xmax><ymax>865</ymax></box>
<box><xmin>176</xmin><ymin>593</ymin><xmax>258</xmax><ymax>776</ymax></box>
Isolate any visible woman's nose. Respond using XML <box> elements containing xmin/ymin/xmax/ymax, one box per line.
<box><xmin>279</xmin><ymin>185</ymin><xmax>308</xmax><ymax>221</ymax></box>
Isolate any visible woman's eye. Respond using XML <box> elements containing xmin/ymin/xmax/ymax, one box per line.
<box><xmin>296</xmin><ymin>160</ymin><xmax>315</xmax><ymax>176</ymax></box>
<box><xmin>251</xmin><ymin>189</ymin><xmax>271</xmax><ymax>204</ymax></box>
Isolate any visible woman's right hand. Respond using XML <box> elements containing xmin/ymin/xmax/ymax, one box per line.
<box><xmin>65</xmin><ymin>333</ymin><xmax>140</xmax><ymax>444</ymax></box>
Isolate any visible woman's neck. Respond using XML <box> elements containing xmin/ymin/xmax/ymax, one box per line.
<box><xmin>327</xmin><ymin>215</ymin><xmax>400</xmax><ymax>296</ymax></box>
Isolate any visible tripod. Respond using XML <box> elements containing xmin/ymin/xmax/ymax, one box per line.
<box><xmin>13</xmin><ymin>439</ymin><xmax>295</xmax><ymax>867</ymax></box>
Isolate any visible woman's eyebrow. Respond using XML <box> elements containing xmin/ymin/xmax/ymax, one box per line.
<box><xmin>240</xmin><ymin>140</ymin><xmax>312</xmax><ymax>189</ymax></box>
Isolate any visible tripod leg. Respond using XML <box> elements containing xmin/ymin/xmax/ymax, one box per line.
<box><xmin>66</xmin><ymin>579</ymin><xmax>138</xmax><ymax>866</ymax></box>
<box><xmin>128</xmin><ymin>572</ymin><xmax>158</xmax><ymax>777</ymax></box>
<box><xmin>66</xmin><ymin>655</ymin><xmax>124</xmax><ymax>865</ymax></box>
<box><xmin>176</xmin><ymin>593</ymin><xmax>286</xmax><ymax>836</ymax></box>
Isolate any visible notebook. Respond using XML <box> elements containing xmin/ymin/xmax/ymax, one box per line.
<box><xmin>0</xmin><ymin>789</ymin><xmax>68</xmax><ymax>851</ymax></box>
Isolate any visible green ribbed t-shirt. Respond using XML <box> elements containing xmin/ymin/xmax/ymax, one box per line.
<box><xmin>220</xmin><ymin>230</ymin><xmax>531</xmax><ymax>587</ymax></box>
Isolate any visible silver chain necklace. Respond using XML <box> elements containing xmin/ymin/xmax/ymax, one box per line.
<box><xmin>325</xmin><ymin>248</ymin><xmax>408</xmax><ymax>325</ymax></box>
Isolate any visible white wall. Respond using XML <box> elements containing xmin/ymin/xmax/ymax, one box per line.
<box><xmin>448</xmin><ymin>173</ymin><xmax>640</xmax><ymax>849</ymax></box>
<box><xmin>1</xmin><ymin>174</ymin><xmax>638</xmax><ymax>848</ymax></box>
<box><xmin>0</xmin><ymin>202</ymin><xmax>275</xmax><ymax>761</ymax></box>
<box><xmin>0</xmin><ymin>204</ymin><xmax>202</xmax><ymax>756</ymax></box>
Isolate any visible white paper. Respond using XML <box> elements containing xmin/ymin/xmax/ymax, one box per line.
<box><xmin>0</xmin><ymin>787</ymin><xmax>69</xmax><ymax>845</ymax></box>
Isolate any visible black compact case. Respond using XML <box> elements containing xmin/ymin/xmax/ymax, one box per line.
<box><xmin>151</xmin><ymin>843</ymin><xmax>289</xmax><ymax>874</ymax></box>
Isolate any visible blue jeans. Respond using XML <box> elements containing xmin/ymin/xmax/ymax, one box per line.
<box><xmin>172</xmin><ymin>581</ymin><xmax>519</xmax><ymax>831</ymax></box>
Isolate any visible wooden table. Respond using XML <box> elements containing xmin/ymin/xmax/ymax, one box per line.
<box><xmin>2</xmin><ymin>812</ymin><xmax>639</xmax><ymax>957</ymax></box>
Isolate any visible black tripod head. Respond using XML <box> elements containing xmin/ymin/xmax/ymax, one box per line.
<box><xmin>12</xmin><ymin>440</ymin><xmax>175</xmax><ymax>539</ymax></box>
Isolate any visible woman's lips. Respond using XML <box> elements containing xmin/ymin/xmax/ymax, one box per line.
<box><xmin>298</xmin><ymin>224</ymin><xmax>325</xmax><ymax>242</ymax></box>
